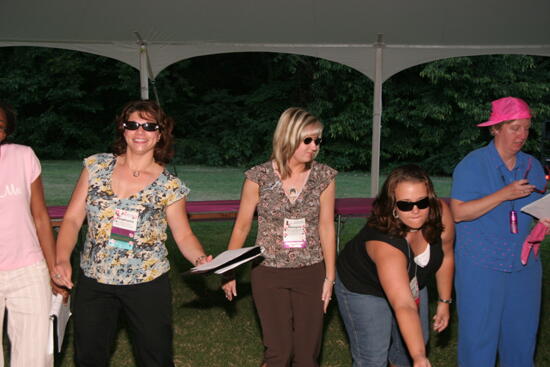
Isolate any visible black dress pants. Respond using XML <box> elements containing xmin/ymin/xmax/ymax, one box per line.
<box><xmin>73</xmin><ymin>272</ymin><xmax>174</xmax><ymax>367</ymax></box>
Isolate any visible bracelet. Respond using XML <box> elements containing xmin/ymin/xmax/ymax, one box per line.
<box><xmin>438</xmin><ymin>297</ymin><xmax>452</xmax><ymax>304</ymax></box>
<box><xmin>194</xmin><ymin>255</ymin><xmax>207</xmax><ymax>266</ymax></box>
<box><xmin>324</xmin><ymin>277</ymin><xmax>336</xmax><ymax>285</ymax></box>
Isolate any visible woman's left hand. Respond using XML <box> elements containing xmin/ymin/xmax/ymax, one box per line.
<box><xmin>432</xmin><ymin>302</ymin><xmax>450</xmax><ymax>332</ymax></box>
<box><xmin>321</xmin><ymin>278</ymin><xmax>334</xmax><ymax>313</ymax></box>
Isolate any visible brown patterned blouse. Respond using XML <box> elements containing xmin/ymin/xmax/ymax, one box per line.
<box><xmin>245</xmin><ymin>160</ymin><xmax>337</xmax><ymax>268</ymax></box>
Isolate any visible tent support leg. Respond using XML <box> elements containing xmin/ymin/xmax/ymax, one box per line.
<box><xmin>370</xmin><ymin>34</ymin><xmax>384</xmax><ymax>197</ymax></box>
<box><xmin>139</xmin><ymin>44</ymin><xmax>149</xmax><ymax>100</ymax></box>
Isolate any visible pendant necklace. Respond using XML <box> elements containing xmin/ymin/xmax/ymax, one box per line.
<box><xmin>132</xmin><ymin>170</ymin><xmax>140</xmax><ymax>178</ymax></box>
<box><xmin>289</xmin><ymin>188</ymin><xmax>298</xmax><ymax>201</ymax></box>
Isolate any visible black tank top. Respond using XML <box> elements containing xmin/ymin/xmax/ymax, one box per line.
<box><xmin>336</xmin><ymin>224</ymin><xmax>444</xmax><ymax>297</ymax></box>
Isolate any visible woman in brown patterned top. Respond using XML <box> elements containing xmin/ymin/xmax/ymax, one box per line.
<box><xmin>222</xmin><ymin>107</ymin><xmax>337</xmax><ymax>367</ymax></box>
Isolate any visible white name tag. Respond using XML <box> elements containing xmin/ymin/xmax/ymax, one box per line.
<box><xmin>283</xmin><ymin>218</ymin><xmax>307</xmax><ymax>248</ymax></box>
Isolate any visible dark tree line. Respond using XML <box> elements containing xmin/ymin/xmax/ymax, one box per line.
<box><xmin>1</xmin><ymin>47</ymin><xmax>549</xmax><ymax>174</ymax></box>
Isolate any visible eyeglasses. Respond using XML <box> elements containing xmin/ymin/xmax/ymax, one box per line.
<box><xmin>303</xmin><ymin>137</ymin><xmax>322</xmax><ymax>146</ymax></box>
<box><xmin>123</xmin><ymin>121</ymin><xmax>160</xmax><ymax>132</ymax></box>
<box><xmin>395</xmin><ymin>197</ymin><xmax>430</xmax><ymax>212</ymax></box>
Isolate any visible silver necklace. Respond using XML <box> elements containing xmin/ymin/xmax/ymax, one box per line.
<box><xmin>132</xmin><ymin>170</ymin><xmax>140</xmax><ymax>177</ymax></box>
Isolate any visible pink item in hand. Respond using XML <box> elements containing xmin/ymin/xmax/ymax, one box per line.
<box><xmin>520</xmin><ymin>223</ymin><xmax>547</xmax><ymax>265</ymax></box>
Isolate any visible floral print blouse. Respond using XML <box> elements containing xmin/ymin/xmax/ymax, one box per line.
<box><xmin>246</xmin><ymin>160</ymin><xmax>337</xmax><ymax>268</ymax></box>
<box><xmin>80</xmin><ymin>153</ymin><xmax>189</xmax><ymax>285</ymax></box>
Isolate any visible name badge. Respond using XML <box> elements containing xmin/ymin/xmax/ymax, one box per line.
<box><xmin>283</xmin><ymin>218</ymin><xmax>307</xmax><ymax>248</ymax></box>
<box><xmin>409</xmin><ymin>276</ymin><xmax>420</xmax><ymax>307</ymax></box>
<box><xmin>108</xmin><ymin>209</ymin><xmax>139</xmax><ymax>250</ymax></box>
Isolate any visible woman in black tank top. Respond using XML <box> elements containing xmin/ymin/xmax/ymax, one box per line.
<box><xmin>335</xmin><ymin>165</ymin><xmax>454</xmax><ymax>367</ymax></box>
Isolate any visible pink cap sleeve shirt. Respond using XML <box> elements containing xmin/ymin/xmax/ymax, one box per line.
<box><xmin>0</xmin><ymin>144</ymin><xmax>45</xmax><ymax>270</ymax></box>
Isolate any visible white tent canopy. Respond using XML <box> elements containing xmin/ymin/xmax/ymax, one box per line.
<box><xmin>2</xmin><ymin>0</ymin><xmax>550</xmax><ymax>194</ymax></box>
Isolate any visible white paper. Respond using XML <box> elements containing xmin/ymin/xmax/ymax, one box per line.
<box><xmin>213</xmin><ymin>252</ymin><xmax>264</xmax><ymax>274</ymax></box>
<box><xmin>521</xmin><ymin>194</ymin><xmax>550</xmax><ymax>219</ymax></box>
<box><xmin>48</xmin><ymin>294</ymin><xmax>71</xmax><ymax>354</ymax></box>
<box><xmin>190</xmin><ymin>246</ymin><xmax>263</xmax><ymax>274</ymax></box>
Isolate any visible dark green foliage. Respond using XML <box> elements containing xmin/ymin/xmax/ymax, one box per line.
<box><xmin>1</xmin><ymin>47</ymin><xmax>549</xmax><ymax>173</ymax></box>
<box><xmin>0</xmin><ymin>47</ymin><xmax>140</xmax><ymax>158</ymax></box>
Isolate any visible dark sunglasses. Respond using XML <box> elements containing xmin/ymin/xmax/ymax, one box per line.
<box><xmin>303</xmin><ymin>137</ymin><xmax>322</xmax><ymax>146</ymax></box>
<box><xmin>123</xmin><ymin>121</ymin><xmax>160</xmax><ymax>132</ymax></box>
<box><xmin>395</xmin><ymin>197</ymin><xmax>430</xmax><ymax>212</ymax></box>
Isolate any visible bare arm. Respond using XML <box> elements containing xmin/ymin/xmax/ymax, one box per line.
<box><xmin>319</xmin><ymin>180</ymin><xmax>336</xmax><ymax>313</ymax></box>
<box><xmin>166</xmin><ymin>198</ymin><xmax>211</xmax><ymax>265</ymax></box>
<box><xmin>433</xmin><ymin>199</ymin><xmax>455</xmax><ymax>332</ymax></box>
<box><xmin>53</xmin><ymin>168</ymin><xmax>89</xmax><ymax>289</ymax></box>
<box><xmin>451</xmin><ymin>179</ymin><xmax>534</xmax><ymax>222</ymax></box>
<box><xmin>30</xmin><ymin>176</ymin><xmax>56</xmax><ymax>273</ymax></box>
<box><xmin>368</xmin><ymin>241</ymin><xmax>429</xmax><ymax>366</ymax></box>
<box><xmin>222</xmin><ymin>178</ymin><xmax>259</xmax><ymax>300</ymax></box>
<box><xmin>227</xmin><ymin>179</ymin><xmax>259</xmax><ymax>250</ymax></box>
<box><xmin>30</xmin><ymin>175</ymin><xmax>68</xmax><ymax>298</ymax></box>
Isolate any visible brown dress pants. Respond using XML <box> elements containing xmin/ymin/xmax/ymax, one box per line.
<box><xmin>251</xmin><ymin>261</ymin><xmax>325</xmax><ymax>367</ymax></box>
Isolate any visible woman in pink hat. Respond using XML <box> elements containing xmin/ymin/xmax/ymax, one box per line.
<box><xmin>450</xmin><ymin>97</ymin><xmax>550</xmax><ymax>367</ymax></box>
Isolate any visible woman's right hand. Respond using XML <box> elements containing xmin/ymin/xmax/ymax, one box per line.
<box><xmin>221</xmin><ymin>279</ymin><xmax>237</xmax><ymax>301</ymax></box>
<box><xmin>52</xmin><ymin>260</ymin><xmax>74</xmax><ymax>289</ymax></box>
<box><xmin>502</xmin><ymin>179</ymin><xmax>535</xmax><ymax>201</ymax></box>
<box><xmin>412</xmin><ymin>356</ymin><xmax>432</xmax><ymax>367</ymax></box>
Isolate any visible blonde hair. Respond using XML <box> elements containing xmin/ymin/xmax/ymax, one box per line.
<box><xmin>271</xmin><ymin>107</ymin><xmax>323</xmax><ymax>179</ymax></box>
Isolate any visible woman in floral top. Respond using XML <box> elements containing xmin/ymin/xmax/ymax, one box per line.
<box><xmin>222</xmin><ymin>107</ymin><xmax>337</xmax><ymax>367</ymax></box>
<box><xmin>53</xmin><ymin>100</ymin><xmax>211</xmax><ymax>367</ymax></box>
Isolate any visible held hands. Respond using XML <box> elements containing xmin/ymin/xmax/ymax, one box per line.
<box><xmin>501</xmin><ymin>179</ymin><xmax>536</xmax><ymax>201</ymax></box>
<box><xmin>51</xmin><ymin>260</ymin><xmax>72</xmax><ymax>303</ymax></box>
<box><xmin>52</xmin><ymin>260</ymin><xmax>73</xmax><ymax>290</ymax></box>
<box><xmin>50</xmin><ymin>280</ymin><xmax>70</xmax><ymax>303</ymax></box>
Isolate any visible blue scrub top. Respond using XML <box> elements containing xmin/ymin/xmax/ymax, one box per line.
<box><xmin>451</xmin><ymin>140</ymin><xmax>545</xmax><ymax>272</ymax></box>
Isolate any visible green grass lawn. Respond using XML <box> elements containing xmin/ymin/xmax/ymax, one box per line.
<box><xmin>26</xmin><ymin>161</ymin><xmax>550</xmax><ymax>365</ymax></box>
<box><xmin>41</xmin><ymin>161</ymin><xmax>452</xmax><ymax>206</ymax></box>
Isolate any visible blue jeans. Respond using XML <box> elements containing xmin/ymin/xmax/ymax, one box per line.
<box><xmin>335</xmin><ymin>276</ymin><xmax>428</xmax><ymax>367</ymax></box>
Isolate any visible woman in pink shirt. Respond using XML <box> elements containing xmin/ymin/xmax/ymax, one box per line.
<box><xmin>0</xmin><ymin>101</ymin><xmax>66</xmax><ymax>366</ymax></box>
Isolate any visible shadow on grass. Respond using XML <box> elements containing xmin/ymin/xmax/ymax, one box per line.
<box><xmin>177</xmin><ymin>271</ymin><xmax>254</xmax><ymax>317</ymax></box>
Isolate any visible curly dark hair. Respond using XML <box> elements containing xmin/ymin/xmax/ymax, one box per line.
<box><xmin>367</xmin><ymin>164</ymin><xmax>444</xmax><ymax>244</ymax></box>
<box><xmin>112</xmin><ymin>100</ymin><xmax>174</xmax><ymax>164</ymax></box>
<box><xmin>0</xmin><ymin>101</ymin><xmax>17</xmax><ymax>143</ymax></box>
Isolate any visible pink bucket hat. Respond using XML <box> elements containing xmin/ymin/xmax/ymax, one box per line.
<box><xmin>477</xmin><ymin>97</ymin><xmax>532</xmax><ymax>127</ymax></box>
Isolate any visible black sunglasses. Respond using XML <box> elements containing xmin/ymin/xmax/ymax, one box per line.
<box><xmin>395</xmin><ymin>197</ymin><xmax>430</xmax><ymax>212</ymax></box>
<box><xmin>303</xmin><ymin>137</ymin><xmax>322</xmax><ymax>146</ymax></box>
<box><xmin>123</xmin><ymin>121</ymin><xmax>160</xmax><ymax>132</ymax></box>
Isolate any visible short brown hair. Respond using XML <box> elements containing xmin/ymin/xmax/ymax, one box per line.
<box><xmin>367</xmin><ymin>164</ymin><xmax>443</xmax><ymax>243</ymax></box>
<box><xmin>112</xmin><ymin>100</ymin><xmax>174</xmax><ymax>164</ymax></box>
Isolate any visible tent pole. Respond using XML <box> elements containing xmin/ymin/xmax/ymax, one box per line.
<box><xmin>139</xmin><ymin>44</ymin><xmax>149</xmax><ymax>100</ymax></box>
<box><xmin>370</xmin><ymin>34</ymin><xmax>384</xmax><ymax>197</ymax></box>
